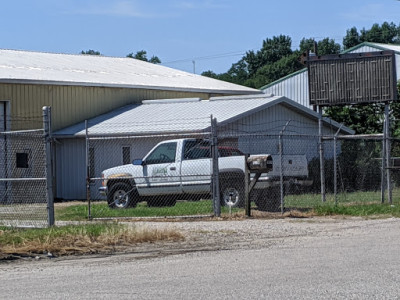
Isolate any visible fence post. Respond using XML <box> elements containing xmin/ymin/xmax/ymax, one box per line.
<box><xmin>385</xmin><ymin>103</ymin><xmax>392</xmax><ymax>204</ymax></box>
<box><xmin>43</xmin><ymin>106</ymin><xmax>54</xmax><ymax>227</ymax></box>
<box><xmin>279</xmin><ymin>121</ymin><xmax>291</xmax><ymax>214</ymax></box>
<box><xmin>211</xmin><ymin>116</ymin><xmax>221</xmax><ymax>217</ymax></box>
<box><xmin>85</xmin><ymin>120</ymin><xmax>92</xmax><ymax>220</ymax></box>
<box><xmin>244</xmin><ymin>154</ymin><xmax>250</xmax><ymax>217</ymax></box>
<box><xmin>333</xmin><ymin>125</ymin><xmax>343</xmax><ymax>204</ymax></box>
<box><xmin>318</xmin><ymin>106</ymin><xmax>326</xmax><ymax>202</ymax></box>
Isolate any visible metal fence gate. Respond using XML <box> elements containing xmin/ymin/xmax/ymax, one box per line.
<box><xmin>0</xmin><ymin>107</ymin><xmax>54</xmax><ymax>228</ymax></box>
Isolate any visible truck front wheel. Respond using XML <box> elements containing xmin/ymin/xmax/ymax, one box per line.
<box><xmin>220</xmin><ymin>177</ymin><xmax>245</xmax><ymax>208</ymax></box>
<box><xmin>107</xmin><ymin>182</ymin><xmax>138</xmax><ymax>209</ymax></box>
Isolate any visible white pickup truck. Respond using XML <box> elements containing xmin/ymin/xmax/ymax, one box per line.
<box><xmin>99</xmin><ymin>138</ymin><xmax>311</xmax><ymax>211</ymax></box>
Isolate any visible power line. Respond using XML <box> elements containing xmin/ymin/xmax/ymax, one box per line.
<box><xmin>162</xmin><ymin>51</ymin><xmax>246</xmax><ymax>66</ymax></box>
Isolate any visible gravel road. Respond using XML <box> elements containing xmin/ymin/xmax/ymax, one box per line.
<box><xmin>1</xmin><ymin>217</ymin><xmax>400</xmax><ymax>299</ymax></box>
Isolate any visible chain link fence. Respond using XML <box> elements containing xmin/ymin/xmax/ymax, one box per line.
<box><xmin>0</xmin><ymin>129</ymin><xmax>49</xmax><ymax>227</ymax></box>
<box><xmin>84</xmin><ymin>116</ymin><xmax>399</xmax><ymax>220</ymax></box>
<box><xmin>3</xmin><ymin>111</ymin><xmax>399</xmax><ymax>225</ymax></box>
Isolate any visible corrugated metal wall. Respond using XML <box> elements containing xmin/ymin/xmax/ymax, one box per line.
<box><xmin>221</xmin><ymin>103</ymin><xmax>337</xmax><ymax>160</ymax></box>
<box><xmin>263</xmin><ymin>70</ymin><xmax>311</xmax><ymax>109</ymax></box>
<box><xmin>55</xmin><ymin>136</ymin><xmax>167</xmax><ymax>200</ymax></box>
<box><xmin>0</xmin><ymin>83</ymin><xmax>212</xmax><ymax>131</ymax></box>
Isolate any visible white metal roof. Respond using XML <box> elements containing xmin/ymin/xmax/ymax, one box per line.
<box><xmin>0</xmin><ymin>49</ymin><xmax>259</xmax><ymax>94</ymax></box>
<box><xmin>54</xmin><ymin>94</ymin><xmax>354</xmax><ymax>137</ymax></box>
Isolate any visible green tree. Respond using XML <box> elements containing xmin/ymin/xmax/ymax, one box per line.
<box><xmin>246</xmin><ymin>52</ymin><xmax>303</xmax><ymax>88</ymax></box>
<box><xmin>343</xmin><ymin>22</ymin><xmax>400</xmax><ymax>49</ymax></box>
<box><xmin>360</xmin><ymin>22</ymin><xmax>400</xmax><ymax>44</ymax></box>
<box><xmin>343</xmin><ymin>27</ymin><xmax>361</xmax><ymax>49</ymax></box>
<box><xmin>300</xmin><ymin>38</ymin><xmax>341</xmax><ymax>55</ymax></box>
<box><xmin>127</xmin><ymin>50</ymin><xmax>161</xmax><ymax>64</ymax></box>
<box><xmin>201</xmin><ymin>70</ymin><xmax>218</xmax><ymax>79</ymax></box>
<box><xmin>81</xmin><ymin>50</ymin><xmax>101</xmax><ymax>55</ymax></box>
<box><xmin>244</xmin><ymin>35</ymin><xmax>293</xmax><ymax>77</ymax></box>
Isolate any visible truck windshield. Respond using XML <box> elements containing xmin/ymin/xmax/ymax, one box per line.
<box><xmin>145</xmin><ymin>142</ymin><xmax>177</xmax><ymax>164</ymax></box>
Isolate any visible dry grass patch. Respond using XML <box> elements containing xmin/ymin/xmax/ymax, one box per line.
<box><xmin>0</xmin><ymin>224</ymin><xmax>184</xmax><ymax>258</ymax></box>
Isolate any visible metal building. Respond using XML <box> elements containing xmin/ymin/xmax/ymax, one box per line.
<box><xmin>53</xmin><ymin>94</ymin><xmax>353</xmax><ymax>200</ymax></box>
<box><xmin>261</xmin><ymin>42</ymin><xmax>400</xmax><ymax>109</ymax></box>
<box><xmin>0</xmin><ymin>49</ymin><xmax>260</xmax><ymax>131</ymax></box>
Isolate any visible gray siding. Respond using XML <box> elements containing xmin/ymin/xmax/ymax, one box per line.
<box><xmin>56</xmin><ymin>136</ymin><xmax>167</xmax><ymax>200</ymax></box>
<box><xmin>263</xmin><ymin>70</ymin><xmax>311</xmax><ymax>109</ymax></box>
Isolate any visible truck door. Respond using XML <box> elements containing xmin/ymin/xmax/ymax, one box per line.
<box><xmin>180</xmin><ymin>140</ymin><xmax>212</xmax><ymax>194</ymax></box>
<box><xmin>139</xmin><ymin>141</ymin><xmax>181</xmax><ymax>196</ymax></box>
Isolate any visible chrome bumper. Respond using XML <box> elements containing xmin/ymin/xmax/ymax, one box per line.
<box><xmin>99</xmin><ymin>186</ymin><xmax>108</xmax><ymax>196</ymax></box>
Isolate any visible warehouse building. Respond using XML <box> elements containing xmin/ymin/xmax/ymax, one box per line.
<box><xmin>54</xmin><ymin>94</ymin><xmax>353</xmax><ymax>200</ymax></box>
<box><xmin>0</xmin><ymin>49</ymin><xmax>260</xmax><ymax>132</ymax></box>
<box><xmin>0</xmin><ymin>49</ymin><xmax>260</xmax><ymax>204</ymax></box>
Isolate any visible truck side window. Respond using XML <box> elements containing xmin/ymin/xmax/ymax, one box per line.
<box><xmin>184</xmin><ymin>140</ymin><xmax>211</xmax><ymax>160</ymax></box>
<box><xmin>145</xmin><ymin>142</ymin><xmax>177</xmax><ymax>164</ymax></box>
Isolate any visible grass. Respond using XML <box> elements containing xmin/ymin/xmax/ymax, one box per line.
<box><xmin>55</xmin><ymin>200</ymin><xmax>241</xmax><ymax>221</ymax></box>
<box><xmin>0</xmin><ymin>223</ymin><xmax>184</xmax><ymax>258</ymax></box>
<box><xmin>55</xmin><ymin>189</ymin><xmax>400</xmax><ymax>221</ymax></box>
<box><xmin>285</xmin><ymin>189</ymin><xmax>400</xmax><ymax>217</ymax></box>
<box><xmin>313</xmin><ymin>203</ymin><xmax>400</xmax><ymax>217</ymax></box>
<box><xmin>3</xmin><ymin>190</ymin><xmax>400</xmax><ymax>259</ymax></box>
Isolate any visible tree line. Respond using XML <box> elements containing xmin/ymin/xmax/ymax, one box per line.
<box><xmin>81</xmin><ymin>49</ymin><xmax>161</xmax><ymax>64</ymax></box>
<box><xmin>201</xmin><ymin>22</ymin><xmax>400</xmax><ymax>90</ymax></box>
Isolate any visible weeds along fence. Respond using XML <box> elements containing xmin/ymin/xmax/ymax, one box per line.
<box><xmin>84</xmin><ymin>117</ymin><xmax>399</xmax><ymax>220</ymax></box>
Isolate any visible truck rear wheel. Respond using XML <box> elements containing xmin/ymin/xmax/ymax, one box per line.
<box><xmin>107</xmin><ymin>182</ymin><xmax>138</xmax><ymax>209</ymax></box>
<box><xmin>220</xmin><ymin>174</ymin><xmax>245</xmax><ymax>208</ymax></box>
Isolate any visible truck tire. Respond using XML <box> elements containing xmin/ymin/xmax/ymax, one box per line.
<box><xmin>107</xmin><ymin>182</ymin><xmax>138</xmax><ymax>209</ymax></box>
<box><xmin>220</xmin><ymin>173</ymin><xmax>245</xmax><ymax>208</ymax></box>
<box><xmin>254</xmin><ymin>186</ymin><xmax>281</xmax><ymax>212</ymax></box>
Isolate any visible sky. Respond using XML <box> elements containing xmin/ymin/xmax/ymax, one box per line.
<box><xmin>1</xmin><ymin>0</ymin><xmax>400</xmax><ymax>74</ymax></box>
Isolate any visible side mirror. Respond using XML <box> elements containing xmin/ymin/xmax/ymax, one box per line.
<box><xmin>133</xmin><ymin>159</ymin><xmax>144</xmax><ymax>166</ymax></box>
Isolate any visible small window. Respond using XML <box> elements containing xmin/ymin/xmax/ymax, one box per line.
<box><xmin>122</xmin><ymin>146</ymin><xmax>131</xmax><ymax>165</ymax></box>
<box><xmin>16</xmin><ymin>152</ymin><xmax>29</xmax><ymax>168</ymax></box>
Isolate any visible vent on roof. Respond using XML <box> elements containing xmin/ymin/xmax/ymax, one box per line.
<box><xmin>209</xmin><ymin>94</ymin><xmax>273</xmax><ymax>101</ymax></box>
<box><xmin>142</xmin><ymin>98</ymin><xmax>202</xmax><ymax>104</ymax></box>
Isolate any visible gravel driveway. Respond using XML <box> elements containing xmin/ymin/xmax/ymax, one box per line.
<box><xmin>110</xmin><ymin>216</ymin><xmax>400</xmax><ymax>258</ymax></box>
